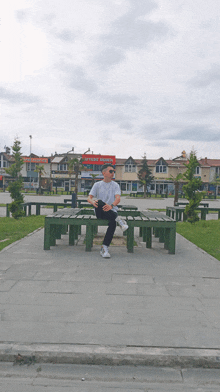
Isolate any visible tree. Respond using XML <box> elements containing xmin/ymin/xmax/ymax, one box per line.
<box><xmin>169</xmin><ymin>173</ymin><xmax>183</xmax><ymax>206</ymax></box>
<box><xmin>68</xmin><ymin>157</ymin><xmax>84</xmax><ymax>198</ymax></box>
<box><xmin>211</xmin><ymin>173</ymin><xmax>220</xmax><ymax>198</ymax></box>
<box><xmin>35</xmin><ymin>165</ymin><xmax>45</xmax><ymax>195</ymax></box>
<box><xmin>90</xmin><ymin>173</ymin><xmax>99</xmax><ymax>187</ymax></box>
<box><xmin>182</xmin><ymin>151</ymin><xmax>203</xmax><ymax>223</ymax></box>
<box><xmin>5</xmin><ymin>138</ymin><xmax>25</xmax><ymax>219</ymax></box>
<box><xmin>137</xmin><ymin>156</ymin><xmax>154</xmax><ymax>198</ymax></box>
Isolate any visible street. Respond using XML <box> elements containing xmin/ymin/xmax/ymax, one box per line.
<box><xmin>0</xmin><ymin>363</ymin><xmax>220</xmax><ymax>391</ymax></box>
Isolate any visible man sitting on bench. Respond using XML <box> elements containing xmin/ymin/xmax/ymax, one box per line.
<box><xmin>87</xmin><ymin>164</ymin><xmax>128</xmax><ymax>258</ymax></box>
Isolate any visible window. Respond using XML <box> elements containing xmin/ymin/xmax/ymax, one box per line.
<box><xmin>125</xmin><ymin>158</ymin><xmax>136</xmax><ymax>173</ymax></box>
<box><xmin>27</xmin><ymin>162</ymin><xmax>36</xmax><ymax>171</ymax></box>
<box><xmin>156</xmin><ymin>160</ymin><xmax>167</xmax><ymax>173</ymax></box>
<box><xmin>195</xmin><ymin>166</ymin><xmax>200</xmax><ymax>175</ymax></box>
<box><xmin>125</xmin><ymin>164</ymin><xmax>136</xmax><ymax>172</ymax></box>
<box><xmin>57</xmin><ymin>164</ymin><xmax>67</xmax><ymax>171</ymax></box>
<box><xmin>216</xmin><ymin>167</ymin><xmax>220</xmax><ymax>176</ymax></box>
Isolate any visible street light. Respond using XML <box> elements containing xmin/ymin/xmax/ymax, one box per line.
<box><xmin>29</xmin><ymin>135</ymin><xmax>32</xmax><ymax>191</ymax></box>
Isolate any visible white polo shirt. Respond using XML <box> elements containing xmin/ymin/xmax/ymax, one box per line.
<box><xmin>89</xmin><ymin>180</ymin><xmax>121</xmax><ymax>212</ymax></box>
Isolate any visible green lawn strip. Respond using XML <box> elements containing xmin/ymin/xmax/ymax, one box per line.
<box><xmin>176</xmin><ymin>220</ymin><xmax>220</xmax><ymax>261</ymax></box>
<box><xmin>0</xmin><ymin>216</ymin><xmax>45</xmax><ymax>251</ymax></box>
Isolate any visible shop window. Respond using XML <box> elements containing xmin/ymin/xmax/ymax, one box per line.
<box><xmin>132</xmin><ymin>182</ymin><xmax>137</xmax><ymax>191</ymax></box>
<box><xmin>121</xmin><ymin>183</ymin><xmax>126</xmax><ymax>191</ymax></box>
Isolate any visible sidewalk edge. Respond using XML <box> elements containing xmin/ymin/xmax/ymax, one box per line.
<box><xmin>1</xmin><ymin>344</ymin><xmax>220</xmax><ymax>368</ymax></box>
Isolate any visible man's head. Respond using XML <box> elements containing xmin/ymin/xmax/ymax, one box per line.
<box><xmin>101</xmin><ymin>164</ymin><xmax>115</xmax><ymax>181</ymax></box>
<box><xmin>101</xmin><ymin>164</ymin><xmax>115</xmax><ymax>173</ymax></box>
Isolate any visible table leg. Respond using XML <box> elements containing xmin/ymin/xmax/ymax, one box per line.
<box><xmin>50</xmin><ymin>224</ymin><xmax>57</xmax><ymax>246</ymax></box>
<box><xmin>201</xmin><ymin>210</ymin><xmax>207</xmax><ymax>220</ymax></box>
<box><xmin>44</xmin><ymin>220</ymin><xmax>51</xmax><ymax>250</ymax></box>
<box><xmin>165</xmin><ymin>227</ymin><xmax>175</xmax><ymax>254</ymax></box>
<box><xmin>86</xmin><ymin>224</ymin><xmax>93</xmax><ymax>251</ymax></box>
<box><xmin>36</xmin><ymin>204</ymin><xmax>40</xmax><ymax>215</ymax></box>
<box><xmin>146</xmin><ymin>227</ymin><xmax>152</xmax><ymax>248</ymax></box>
<box><xmin>127</xmin><ymin>226</ymin><xmax>134</xmax><ymax>253</ymax></box>
<box><xmin>69</xmin><ymin>225</ymin><xmax>75</xmax><ymax>245</ymax></box>
<box><xmin>159</xmin><ymin>228</ymin><xmax>165</xmax><ymax>243</ymax></box>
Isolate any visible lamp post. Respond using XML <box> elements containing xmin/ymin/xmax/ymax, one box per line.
<box><xmin>29</xmin><ymin>135</ymin><xmax>32</xmax><ymax>191</ymax></box>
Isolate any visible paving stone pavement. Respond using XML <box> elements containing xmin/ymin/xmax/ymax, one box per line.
<box><xmin>1</xmin><ymin>193</ymin><xmax>220</xmax><ymax>366</ymax></box>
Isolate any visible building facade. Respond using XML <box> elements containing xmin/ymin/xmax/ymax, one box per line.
<box><xmin>0</xmin><ymin>149</ymin><xmax>220</xmax><ymax>195</ymax></box>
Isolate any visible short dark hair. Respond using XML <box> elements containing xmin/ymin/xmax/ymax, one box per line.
<box><xmin>101</xmin><ymin>163</ymin><xmax>115</xmax><ymax>172</ymax></box>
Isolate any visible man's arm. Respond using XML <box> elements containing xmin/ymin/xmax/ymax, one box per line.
<box><xmin>102</xmin><ymin>194</ymin><xmax>120</xmax><ymax>211</ymax></box>
<box><xmin>87</xmin><ymin>194</ymin><xmax>98</xmax><ymax>208</ymax></box>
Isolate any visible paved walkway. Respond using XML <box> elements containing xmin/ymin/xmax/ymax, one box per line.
<box><xmin>1</xmin><ymin>193</ymin><xmax>220</xmax><ymax>366</ymax></box>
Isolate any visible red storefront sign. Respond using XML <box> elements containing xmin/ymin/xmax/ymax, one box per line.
<box><xmin>82</xmin><ymin>154</ymin><xmax>116</xmax><ymax>165</ymax></box>
<box><xmin>0</xmin><ymin>176</ymin><xmax>2</xmax><ymax>180</ymax></box>
<box><xmin>23</xmin><ymin>157</ymin><xmax>48</xmax><ymax>163</ymax></box>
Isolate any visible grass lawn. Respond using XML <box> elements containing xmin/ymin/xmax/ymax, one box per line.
<box><xmin>0</xmin><ymin>216</ymin><xmax>45</xmax><ymax>251</ymax></box>
<box><xmin>176</xmin><ymin>220</ymin><xmax>220</xmax><ymax>261</ymax></box>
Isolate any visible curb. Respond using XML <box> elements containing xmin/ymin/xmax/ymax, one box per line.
<box><xmin>1</xmin><ymin>343</ymin><xmax>220</xmax><ymax>368</ymax></box>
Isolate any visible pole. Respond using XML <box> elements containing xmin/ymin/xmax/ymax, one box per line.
<box><xmin>29</xmin><ymin>135</ymin><xmax>32</xmax><ymax>191</ymax></box>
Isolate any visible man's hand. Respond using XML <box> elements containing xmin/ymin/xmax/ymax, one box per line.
<box><xmin>93</xmin><ymin>200</ymin><xmax>98</xmax><ymax>208</ymax></box>
<box><xmin>102</xmin><ymin>204</ymin><xmax>112</xmax><ymax>211</ymax></box>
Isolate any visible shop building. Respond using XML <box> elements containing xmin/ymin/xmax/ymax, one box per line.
<box><xmin>80</xmin><ymin>154</ymin><xmax>116</xmax><ymax>191</ymax></box>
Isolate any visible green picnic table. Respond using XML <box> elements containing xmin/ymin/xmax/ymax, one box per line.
<box><xmin>166</xmin><ymin>206</ymin><xmax>220</xmax><ymax>221</ymax></box>
<box><xmin>44</xmin><ymin>208</ymin><xmax>176</xmax><ymax>254</ymax></box>
<box><xmin>175</xmin><ymin>202</ymin><xmax>209</xmax><ymax>207</ymax></box>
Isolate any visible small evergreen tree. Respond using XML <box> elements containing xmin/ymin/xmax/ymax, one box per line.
<box><xmin>138</xmin><ymin>155</ymin><xmax>154</xmax><ymax>198</ymax></box>
<box><xmin>182</xmin><ymin>151</ymin><xmax>203</xmax><ymax>223</ymax></box>
<box><xmin>6</xmin><ymin>138</ymin><xmax>25</xmax><ymax>219</ymax></box>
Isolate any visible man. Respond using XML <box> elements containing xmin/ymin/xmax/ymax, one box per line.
<box><xmin>87</xmin><ymin>164</ymin><xmax>128</xmax><ymax>258</ymax></box>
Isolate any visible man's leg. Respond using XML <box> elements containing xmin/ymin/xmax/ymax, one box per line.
<box><xmin>94</xmin><ymin>200</ymin><xmax>117</xmax><ymax>247</ymax></box>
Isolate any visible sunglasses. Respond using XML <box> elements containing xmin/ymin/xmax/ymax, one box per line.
<box><xmin>109</xmin><ymin>170</ymin><xmax>115</xmax><ymax>173</ymax></box>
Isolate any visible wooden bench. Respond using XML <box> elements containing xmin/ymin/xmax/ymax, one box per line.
<box><xmin>44</xmin><ymin>209</ymin><xmax>176</xmax><ymax>254</ymax></box>
<box><xmin>166</xmin><ymin>206</ymin><xmax>220</xmax><ymax>221</ymax></box>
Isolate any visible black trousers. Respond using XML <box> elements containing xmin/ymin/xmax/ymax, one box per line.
<box><xmin>94</xmin><ymin>200</ymin><xmax>117</xmax><ymax>247</ymax></box>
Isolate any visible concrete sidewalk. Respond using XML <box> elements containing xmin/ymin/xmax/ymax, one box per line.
<box><xmin>1</xmin><ymin>211</ymin><xmax>220</xmax><ymax>367</ymax></box>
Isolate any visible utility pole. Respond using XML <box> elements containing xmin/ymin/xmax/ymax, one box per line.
<box><xmin>29</xmin><ymin>135</ymin><xmax>32</xmax><ymax>191</ymax></box>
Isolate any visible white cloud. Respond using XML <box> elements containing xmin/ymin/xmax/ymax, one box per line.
<box><xmin>1</xmin><ymin>0</ymin><xmax>220</xmax><ymax>160</ymax></box>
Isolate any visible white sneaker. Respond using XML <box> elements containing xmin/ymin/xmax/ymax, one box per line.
<box><xmin>100</xmin><ymin>245</ymin><xmax>111</xmax><ymax>258</ymax></box>
<box><xmin>116</xmin><ymin>217</ymin><xmax>128</xmax><ymax>232</ymax></box>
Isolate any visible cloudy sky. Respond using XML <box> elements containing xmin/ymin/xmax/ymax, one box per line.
<box><xmin>0</xmin><ymin>0</ymin><xmax>220</xmax><ymax>159</ymax></box>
